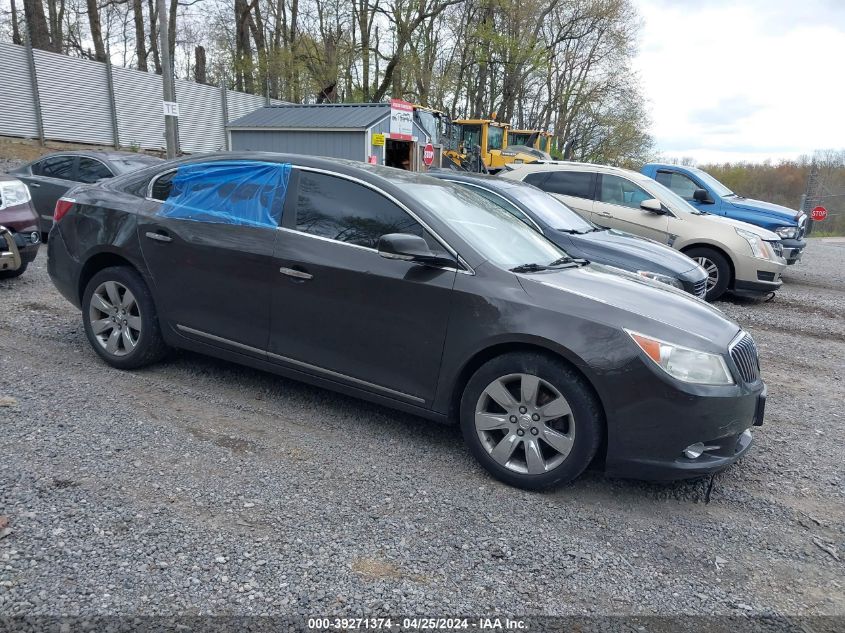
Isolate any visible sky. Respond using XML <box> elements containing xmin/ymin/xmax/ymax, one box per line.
<box><xmin>631</xmin><ymin>0</ymin><xmax>845</xmax><ymax>164</ymax></box>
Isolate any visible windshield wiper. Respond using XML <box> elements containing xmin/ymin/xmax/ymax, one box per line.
<box><xmin>551</xmin><ymin>255</ymin><xmax>588</xmax><ymax>266</ymax></box>
<box><xmin>510</xmin><ymin>257</ymin><xmax>586</xmax><ymax>273</ymax></box>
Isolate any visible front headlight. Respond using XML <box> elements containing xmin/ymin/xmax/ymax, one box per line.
<box><xmin>0</xmin><ymin>180</ymin><xmax>32</xmax><ymax>211</ymax></box>
<box><xmin>637</xmin><ymin>270</ymin><xmax>684</xmax><ymax>289</ymax></box>
<box><xmin>775</xmin><ymin>226</ymin><xmax>798</xmax><ymax>239</ymax></box>
<box><xmin>736</xmin><ymin>227</ymin><xmax>775</xmax><ymax>260</ymax></box>
<box><xmin>626</xmin><ymin>330</ymin><xmax>734</xmax><ymax>385</ymax></box>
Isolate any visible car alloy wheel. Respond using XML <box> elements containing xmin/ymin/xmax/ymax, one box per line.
<box><xmin>474</xmin><ymin>372</ymin><xmax>575</xmax><ymax>475</ymax></box>
<box><xmin>88</xmin><ymin>280</ymin><xmax>142</xmax><ymax>357</ymax></box>
<box><xmin>694</xmin><ymin>256</ymin><xmax>719</xmax><ymax>291</ymax></box>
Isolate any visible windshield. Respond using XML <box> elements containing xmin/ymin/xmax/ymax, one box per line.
<box><xmin>461</xmin><ymin>125</ymin><xmax>482</xmax><ymax>151</ymax></box>
<box><xmin>488</xmin><ymin>126</ymin><xmax>504</xmax><ymax>150</ymax></box>
<box><xmin>402</xmin><ymin>182</ymin><xmax>567</xmax><ymax>269</ymax></box>
<box><xmin>505</xmin><ymin>184</ymin><xmax>595</xmax><ymax>233</ymax></box>
<box><xmin>414</xmin><ymin>110</ymin><xmax>440</xmax><ymax>144</ymax></box>
<box><xmin>691</xmin><ymin>168</ymin><xmax>734</xmax><ymax>197</ymax></box>
<box><xmin>509</xmin><ymin>132</ymin><xmax>531</xmax><ymax>146</ymax></box>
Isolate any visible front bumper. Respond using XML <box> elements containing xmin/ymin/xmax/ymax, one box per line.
<box><xmin>600</xmin><ymin>357</ymin><xmax>766</xmax><ymax>481</ymax></box>
<box><xmin>732</xmin><ymin>254</ymin><xmax>785</xmax><ymax>296</ymax></box>
<box><xmin>0</xmin><ymin>226</ymin><xmax>22</xmax><ymax>272</ymax></box>
<box><xmin>780</xmin><ymin>237</ymin><xmax>806</xmax><ymax>265</ymax></box>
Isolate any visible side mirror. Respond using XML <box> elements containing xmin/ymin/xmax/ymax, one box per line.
<box><xmin>640</xmin><ymin>198</ymin><xmax>665</xmax><ymax>214</ymax></box>
<box><xmin>693</xmin><ymin>188</ymin><xmax>713</xmax><ymax>204</ymax></box>
<box><xmin>377</xmin><ymin>233</ymin><xmax>456</xmax><ymax>268</ymax></box>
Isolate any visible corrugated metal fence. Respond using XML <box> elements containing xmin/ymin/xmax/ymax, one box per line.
<box><xmin>0</xmin><ymin>41</ymin><xmax>282</xmax><ymax>153</ymax></box>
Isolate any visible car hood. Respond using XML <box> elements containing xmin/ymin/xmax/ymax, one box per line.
<box><xmin>724</xmin><ymin>196</ymin><xmax>799</xmax><ymax>223</ymax></box>
<box><xmin>517</xmin><ymin>263</ymin><xmax>740</xmax><ymax>351</ymax></box>
<box><xmin>697</xmin><ymin>213</ymin><xmax>781</xmax><ymax>241</ymax></box>
<box><xmin>569</xmin><ymin>228</ymin><xmax>700</xmax><ymax>275</ymax></box>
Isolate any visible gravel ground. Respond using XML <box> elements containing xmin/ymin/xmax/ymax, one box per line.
<box><xmin>0</xmin><ymin>238</ymin><xmax>843</xmax><ymax>620</ymax></box>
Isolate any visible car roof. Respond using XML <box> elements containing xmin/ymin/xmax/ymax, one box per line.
<box><xmin>506</xmin><ymin>161</ymin><xmax>636</xmax><ymax>176</ymax></box>
<box><xmin>140</xmin><ymin>151</ymin><xmax>449</xmax><ymax>188</ymax></box>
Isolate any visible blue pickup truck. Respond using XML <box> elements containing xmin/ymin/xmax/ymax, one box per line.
<box><xmin>641</xmin><ymin>163</ymin><xmax>807</xmax><ymax>264</ymax></box>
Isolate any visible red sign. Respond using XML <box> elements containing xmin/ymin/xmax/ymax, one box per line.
<box><xmin>422</xmin><ymin>143</ymin><xmax>435</xmax><ymax>167</ymax></box>
<box><xmin>368</xmin><ymin>155</ymin><xmax>377</xmax><ymax>165</ymax></box>
<box><xmin>811</xmin><ymin>205</ymin><xmax>828</xmax><ymax>221</ymax></box>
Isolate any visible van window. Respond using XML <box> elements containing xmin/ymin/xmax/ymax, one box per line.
<box><xmin>536</xmin><ymin>171</ymin><xmax>594</xmax><ymax>200</ymax></box>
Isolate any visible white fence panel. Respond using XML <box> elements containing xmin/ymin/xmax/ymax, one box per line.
<box><xmin>226</xmin><ymin>91</ymin><xmax>268</xmax><ymax>123</ymax></box>
<box><xmin>0</xmin><ymin>42</ymin><xmax>283</xmax><ymax>153</ymax></box>
<box><xmin>112</xmin><ymin>66</ymin><xmax>166</xmax><ymax>151</ymax></box>
<box><xmin>177</xmin><ymin>79</ymin><xmax>226</xmax><ymax>153</ymax></box>
<box><xmin>33</xmin><ymin>48</ymin><xmax>114</xmax><ymax>145</ymax></box>
<box><xmin>0</xmin><ymin>43</ymin><xmax>40</xmax><ymax>139</ymax></box>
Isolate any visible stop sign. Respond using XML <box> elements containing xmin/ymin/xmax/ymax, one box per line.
<box><xmin>422</xmin><ymin>143</ymin><xmax>435</xmax><ymax>167</ymax></box>
<box><xmin>811</xmin><ymin>205</ymin><xmax>828</xmax><ymax>221</ymax></box>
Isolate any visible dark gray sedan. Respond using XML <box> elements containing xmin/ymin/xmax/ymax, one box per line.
<box><xmin>47</xmin><ymin>153</ymin><xmax>765</xmax><ymax>489</ymax></box>
<box><xmin>7</xmin><ymin>150</ymin><xmax>161</xmax><ymax>235</ymax></box>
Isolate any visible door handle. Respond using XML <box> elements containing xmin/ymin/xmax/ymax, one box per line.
<box><xmin>279</xmin><ymin>266</ymin><xmax>313</xmax><ymax>280</ymax></box>
<box><xmin>29</xmin><ymin>183</ymin><xmax>41</xmax><ymax>188</ymax></box>
<box><xmin>145</xmin><ymin>231</ymin><xmax>172</xmax><ymax>243</ymax></box>
<box><xmin>595</xmin><ymin>211</ymin><xmax>613</xmax><ymax>218</ymax></box>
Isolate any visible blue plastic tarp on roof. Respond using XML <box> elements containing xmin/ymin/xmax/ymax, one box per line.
<box><xmin>158</xmin><ymin>160</ymin><xmax>291</xmax><ymax>227</ymax></box>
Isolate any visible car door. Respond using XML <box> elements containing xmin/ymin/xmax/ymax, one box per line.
<box><xmin>522</xmin><ymin>171</ymin><xmax>595</xmax><ymax>219</ymax></box>
<box><xmin>136</xmin><ymin>161</ymin><xmax>288</xmax><ymax>356</ymax></box>
<box><xmin>592</xmin><ymin>173</ymin><xmax>671</xmax><ymax>243</ymax></box>
<box><xmin>268</xmin><ymin>169</ymin><xmax>457</xmax><ymax>406</ymax></box>
<box><xmin>24</xmin><ymin>155</ymin><xmax>77</xmax><ymax>232</ymax></box>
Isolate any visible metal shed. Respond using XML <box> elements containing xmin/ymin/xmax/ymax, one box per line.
<box><xmin>227</xmin><ymin>102</ymin><xmax>439</xmax><ymax>169</ymax></box>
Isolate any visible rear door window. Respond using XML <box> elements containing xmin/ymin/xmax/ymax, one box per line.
<box><xmin>538</xmin><ymin>171</ymin><xmax>595</xmax><ymax>199</ymax></box>
<box><xmin>156</xmin><ymin>161</ymin><xmax>291</xmax><ymax>227</ymax></box>
<box><xmin>77</xmin><ymin>158</ymin><xmax>114</xmax><ymax>184</ymax></box>
<box><xmin>37</xmin><ymin>155</ymin><xmax>76</xmax><ymax>180</ymax></box>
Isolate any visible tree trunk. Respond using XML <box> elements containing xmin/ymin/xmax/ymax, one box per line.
<box><xmin>21</xmin><ymin>0</ymin><xmax>52</xmax><ymax>51</ymax></box>
<box><xmin>46</xmin><ymin>0</ymin><xmax>63</xmax><ymax>51</ymax></box>
<box><xmin>10</xmin><ymin>0</ymin><xmax>23</xmax><ymax>45</ymax></box>
<box><xmin>85</xmin><ymin>0</ymin><xmax>107</xmax><ymax>62</ymax></box>
<box><xmin>147</xmin><ymin>0</ymin><xmax>162</xmax><ymax>73</ymax></box>
<box><xmin>168</xmin><ymin>0</ymin><xmax>177</xmax><ymax>62</ymax></box>
<box><xmin>194</xmin><ymin>45</ymin><xmax>207</xmax><ymax>83</ymax></box>
<box><xmin>133</xmin><ymin>0</ymin><xmax>148</xmax><ymax>71</ymax></box>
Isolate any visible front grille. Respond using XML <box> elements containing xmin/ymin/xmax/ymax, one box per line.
<box><xmin>730</xmin><ymin>332</ymin><xmax>760</xmax><ymax>383</ymax></box>
<box><xmin>771</xmin><ymin>241</ymin><xmax>784</xmax><ymax>258</ymax></box>
<box><xmin>692</xmin><ymin>278</ymin><xmax>707</xmax><ymax>298</ymax></box>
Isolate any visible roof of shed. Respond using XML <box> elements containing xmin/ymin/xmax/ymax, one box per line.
<box><xmin>228</xmin><ymin>103</ymin><xmax>391</xmax><ymax>130</ymax></box>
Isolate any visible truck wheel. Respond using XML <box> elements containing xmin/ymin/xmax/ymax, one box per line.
<box><xmin>686</xmin><ymin>247</ymin><xmax>730</xmax><ymax>300</ymax></box>
<box><xmin>460</xmin><ymin>351</ymin><xmax>603</xmax><ymax>490</ymax></box>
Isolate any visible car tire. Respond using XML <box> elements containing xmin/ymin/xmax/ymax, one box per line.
<box><xmin>686</xmin><ymin>247</ymin><xmax>730</xmax><ymax>301</ymax></box>
<box><xmin>460</xmin><ymin>351</ymin><xmax>603</xmax><ymax>490</ymax></box>
<box><xmin>82</xmin><ymin>266</ymin><xmax>168</xmax><ymax>369</ymax></box>
<box><xmin>0</xmin><ymin>263</ymin><xmax>27</xmax><ymax>279</ymax></box>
